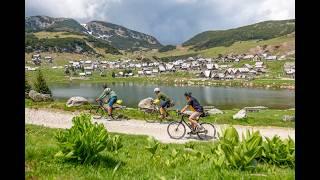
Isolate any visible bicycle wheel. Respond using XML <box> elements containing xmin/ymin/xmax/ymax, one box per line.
<box><xmin>90</xmin><ymin>106</ymin><xmax>104</xmax><ymax>119</ymax></box>
<box><xmin>167</xmin><ymin>122</ymin><xmax>186</xmax><ymax>139</ymax></box>
<box><xmin>197</xmin><ymin>123</ymin><xmax>216</xmax><ymax>140</ymax></box>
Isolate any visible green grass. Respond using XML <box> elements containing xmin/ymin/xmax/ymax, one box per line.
<box><xmin>26</xmin><ymin>124</ymin><xmax>295</xmax><ymax>179</ymax></box>
<box><xmin>25</xmin><ymin>99</ymin><xmax>295</xmax><ymax>128</ymax></box>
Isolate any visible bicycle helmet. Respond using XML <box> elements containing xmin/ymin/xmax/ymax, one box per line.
<box><xmin>154</xmin><ymin>87</ymin><xmax>160</xmax><ymax>92</ymax></box>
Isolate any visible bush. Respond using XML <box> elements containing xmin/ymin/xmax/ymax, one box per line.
<box><xmin>25</xmin><ymin>79</ymin><xmax>32</xmax><ymax>93</ymax></box>
<box><xmin>211</xmin><ymin>127</ymin><xmax>263</xmax><ymax>170</ymax></box>
<box><xmin>34</xmin><ymin>70</ymin><xmax>52</xmax><ymax>95</ymax></box>
<box><xmin>112</xmin><ymin>72</ymin><xmax>116</xmax><ymax>78</ymax></box>
<box><xmin>260</xmin><ymin>136</ymin><xmax>295</xmax><ymax>167</ymax></box>
<box><xmin>158</xmin><ymin>45</ymin><xmax>176</xmax><ymax>52</ymax></box>
<box><xmin>55</xmin><ymin>114</ymin><xmax>109</xmax><ymax>164</ymax></box>
<box><xmin>211</xmin><ymin>126</ymin><xmax>295</xmax><ymax>170</ymax></box>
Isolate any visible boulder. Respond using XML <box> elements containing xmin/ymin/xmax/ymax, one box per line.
<box><xmin>233</xmin><ymin>109</ymin><xmax>247</xmax><ymax>119</ymax></box>
<box><xmin>66</xmin><ymin>96</ymin><xmax>88</xmax><ymax>107</ymax></box>
<box><xmin>28</xmin><ymin>90</ymin><xmax>52</xmax><ymax>102</ymax></box>
<box><xmin>282</xmin><ymin>115</ymin><xmax>295</xmax><ymax>121</ymax></box>
<box><xmin>207</xmin><ymin>108</ymin><xmax>223</xmax><ymax>115</ymax></box>
<box><xmin>138</xmin><ymin>97</ymin><xmax>154</xmax><ymax>109</ymax></box>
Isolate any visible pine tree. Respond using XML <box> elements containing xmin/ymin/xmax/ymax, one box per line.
<box><xmin>34</xmin><ymin>70</ymin><xmax>52</xmax><ymax>95</ymax></box>
<box><xmin>25</xmin><ymin>79</ymin><xmax>31</xmax><ymax>93</ymax></box>
<box><xmin>112</xmin><ymin>71</ymin><xmax>116</xmax><ymax>78</ymax></box>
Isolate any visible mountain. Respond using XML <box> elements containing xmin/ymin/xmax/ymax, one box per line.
<box><xmin>25</xmin><ymin>16</ymin><xmax>163</xmax><ymax>51</ymax></box>
<box><xmin>183</xmin><ymin>19</ymin><xmax>295</xmax><ymax>50</ymax></box>
<box><xmin>25</xmin><ymin>16</ymin><xmax>87</xmax><ymax>33</ymax></box>
<box><xmin>83</xmin><ymin>21</ymin><xmax>162</xmax><ymax>50</ymax></box>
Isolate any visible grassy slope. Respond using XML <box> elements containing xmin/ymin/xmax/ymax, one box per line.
<box><xmin>26</xmin><ymin>124</ymin><xmax>294</xmax><ymax>179</ymax></box>
<box><xmin>141</xmin><ymin>33</ymin><xmax>294</xmax><ymax>59</ymax></box>
<box><xmin>25</xmin><ymin>99</ymin><xmax>295</xmax><ymax>128</ymax></box>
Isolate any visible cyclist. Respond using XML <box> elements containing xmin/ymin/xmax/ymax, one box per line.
<box><xmin>153</xmin><ymin>87</ymin><xmax>173</xmax><ymax>119</ymax></box>
<box><xmin>180</xmin><ymin>92</ymin><xmax>204</xmax><ymax>133</ymax></box>
<box><xmin>96</xmin><ymin>84</ymin><xmax>118</xmax><ymax>119</ymax></box>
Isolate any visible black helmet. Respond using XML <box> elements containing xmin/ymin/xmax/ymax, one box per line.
<box><xmin>184</xmin><ymin>92</ymin><xmax>192</xmax><ymax>97</ymax></box>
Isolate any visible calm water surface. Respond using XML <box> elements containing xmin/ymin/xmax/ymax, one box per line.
<box><xmin>50</xmin><ymin>82</ymin><xmax>295</xmax><ymax>109</ymax></box>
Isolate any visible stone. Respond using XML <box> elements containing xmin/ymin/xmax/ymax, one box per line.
<box><xmin>28</xmin><ymin>90</ymin><xmax>52</xmax><ymax>102</ymax></box>
<box><xmin>282</xmin><ymin>115</ymin><xmax>295</xmax><ymax>121</ymax></box>
<box><xmin>233</xmin><ymin>109</ymin><xmax>247</xmax><ymax>119</ymax></box>
<box><xmin>138</xmin><ymin>97</ymin><xmax>154</xmax><ymax>109</ymax></box>
<box><xmin>66</xmin><ymin>96</ymin><xmax>88</xmax><ymax>107</ymax></box>
<box><xmin>207</xmin><ymin>108</ymin><xmax>223</xmax><ymax>115</ymax></box>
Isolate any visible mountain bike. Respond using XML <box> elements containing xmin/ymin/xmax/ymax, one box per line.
<box><xmin>89</xmin><ymin>99</ymin><xmax>127</xmax><ymax>120</ymax></box>
<box><xmin>167</xmin><ymin>111</ymin><xmax>216</xmax><ymax>140</ymax></box>
<box><xmin>139</xmin><ymin>100</ymin><xmax>174</xmax><ymax>123</ymax></box>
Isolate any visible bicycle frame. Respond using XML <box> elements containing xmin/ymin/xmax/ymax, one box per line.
<box><xmin>177</xmin><ymin>113</ymin><xmax>195</xmax><ymax>131</ymax></box>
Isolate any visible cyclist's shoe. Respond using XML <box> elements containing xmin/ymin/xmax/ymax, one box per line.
<box><xmin>187</xmin><ymin>130</ymin><xmax>197</xmax><ymax>135</ymax></box>
<box><xmin>194</xmin><ymin>125</ymin><xmax>204</xmax><ymax>133</ymax></box>
<box><xmin>106</xmin><ymin>115</ymin><xmax>114</xmax><ymax>120</ymax></box>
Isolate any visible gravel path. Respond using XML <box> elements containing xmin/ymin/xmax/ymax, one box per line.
<box><xmin>25</xmin><ymin>108</ymin><xmax>295</xmax><ymax>144</ymax></box>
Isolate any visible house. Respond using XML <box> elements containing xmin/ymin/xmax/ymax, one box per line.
<box><xmin>79</xmin><ymin>72</ymin><xmax>86</xmax><ymax>76</ymax></box>
<box><xmin>101</xmin><ymin>61</ymin><xmax>108</xmax><ymax>64</ymax></box>
<box><xmin>144</xmin><ymin>70</ymin><xmax>152</xmax><ymax>75</ymax></box>
<box><xmin>255</xmin><ymin>62</ymin><xmax>264</xmax><ymax>68</ymax></box>
<box><xmin>243</xmin><ymin>55</ymin><xmax>254</xmax><ymax>60</ymax></box>
<box><xmin>218</xmin><ymin>73</ymin><xmax>225</xmax><ymax>80</ymax></box>
<box><xmin>118</xmin><ymin>72</ymin><xmax>124</xmax><ymax>76</ymax></box>
<box><xmin>159</xmin><ymin>65</ymin><xmax>166</xmax><ymax>72</ymax></box>
<box><xmin>187</xmin><ymin>57</ymin><xmax>194</xmax><ymax>61</ymax></box>
<box><xmin>85</xmin><ymin>60</ymin><xmax>92</xmax><ymax>64</ymax></box>
<box><xmin>166</xmin><ymin>64</ymin><xmax>175</xmax><ymax>71</ymax></box>
<box><xmin>203</xmin><ymin>70</ymin><xmax>211</xmax><ymax>78</ymax></box>
<box><xmin>265</xmin><ymin>55</ymin><xmax>277</xmax><ymax>60</ymax></box>
<box><xmin>152</xmin><ymin>69</ymin><xmax>159</xmax><ymax>73</ymax></box>
<box><xmin>85</xmin><ymin>71</ymin><xmax>92</xmax><ymax>76</ymax></box>
<box><xmin>249</xmin><ymin>70</ymin><xmax>257</xmax><ymax>74</ymax></box>
<box><xmin>32</xmin><ymin>54</ymin><xmax>41</xmax><ymax>59</ymax></box>
<box><xmin>181</xmin><ymin>63</ymin><xmax>191</xmax><ymax>70</ymax></box>
<box><xmin>225</xmin><ymin>75</ymin><xmax>234</xmax><ymax>80</ymax></box>
<box><xmin>84</xmin><ymin>66</ymin><xmax>94</xmax><ymax>71</ymax></box>
<box><xmin>279</xmin><ymin>55</ymin><xmax>286</xmax><ymax>60</ymax></box>
<box><xmin>238</xmin><ymin>68</ymin><xmax>250</xmax><ymax>73</ymax></box>
<box><xmin>206</xmin><ymin>64</ymin><xmax>214</xmax><ymax>70</ymax></box>
<box><xmin>135</xmin><ymin>64</ymin><xmax>142</xmax><ymax>68</ymax></box>
<box><xmin>45</xmin><ymin>56</ymin><xmax>53</xmax><ymax>63</ymax></box>
<box><xmin>243</xmin><ymin>64</ymin><xmax>253</xmax><ymax>69</ymax></box>
<box><xmin>252</xmin><ymin>55</ymin><xmax>261</xmax><ymax>61</ymax></box>
<box><xmin>137</xmin><ymin>71</ymin><xmax>144</xmax><ymax>76</ymax></box>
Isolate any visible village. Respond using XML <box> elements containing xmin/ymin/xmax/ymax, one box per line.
<box><xmin>25</xmin><ymin>52</ymin><xmax>295</xmax><ymax>80</ymax></box>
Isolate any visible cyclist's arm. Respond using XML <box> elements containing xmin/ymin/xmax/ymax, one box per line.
<box><xmin>181</xmin><ymin>105</ymin><xmax>189</xmax><ymax>113</ymax></box>
<box><xmin>97</xmin><ymin>89</ymin><xmax>109</xmax><ymax>100</ymax></box>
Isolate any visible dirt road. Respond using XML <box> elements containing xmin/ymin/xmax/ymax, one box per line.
<box><xmin>25</xmin><ymin>108</ymin><xmax>295</xmax><ymax>144</ymax></box>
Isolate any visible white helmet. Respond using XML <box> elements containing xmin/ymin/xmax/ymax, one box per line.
<box><xmin>154</xmin><ymin>87</ymin><xmax>160</xmax><ymax>92</ymax></box>
<box><xmin>105</xmin><ymin>88</ymin><xmax>111</xmax><ymax>91</ymax></box>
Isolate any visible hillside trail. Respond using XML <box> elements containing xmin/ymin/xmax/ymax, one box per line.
<box><xmin>25</xmin><ymin>108</ymin><xmax>295</xmax><ymax>144</ymax></box>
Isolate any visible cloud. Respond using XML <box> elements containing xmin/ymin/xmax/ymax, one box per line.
<box><xmin>26</xmin><ymin>0</ymin><xmax>295</xmax><ymax>45</ymax></box>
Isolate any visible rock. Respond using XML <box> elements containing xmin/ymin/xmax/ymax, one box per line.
<box><xmin>28</xmin><ymin>90</ymin><xmax>52</xmax><ymax>102</ymax></box>
<box><xmin>282</xmin><ymin>115</ymin><xmax>295</xmax><ymax>121</ymax></box>
<box><xmin>233</xmin><ymin>109</ymin><xmax>247</xmax><ymax>119</ymax></box>
<box><xmin>66</xmin><ymin>96</ymin><xmax>88</xmax><ymax>107</ymax></box>
<box><xmin>138</xmin><ymin>97</ymin><xmax>154</xmax><ymax>109</ymax></box>
<box><xmin>207</xmin><ymin>108</ymin><xmax>223</xmax><ymax>115</ymax></box>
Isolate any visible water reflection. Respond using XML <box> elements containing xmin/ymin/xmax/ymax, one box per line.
<box><xmin>49</xmin><ymin>82</ymin><xmax>295</xmax><ymax>109</ymax></box>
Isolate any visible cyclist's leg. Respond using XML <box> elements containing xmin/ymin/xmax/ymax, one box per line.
<box><xmin>189</xmin><ymin>112</ymin><xmax>201</xmax><ymax>130</ymax></box>
<box><xmin>107</xmin><ymin>97</ymin><xmax>117</xmax><ymax>116</ymax></box>
<box><xmin>159</xmin><ymin>101</ymin><xmax>169</xmax><ymax>119</ymax></box>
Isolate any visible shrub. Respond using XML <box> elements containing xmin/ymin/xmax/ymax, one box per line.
<box><xmin>34</xmin><ymin>70</ymin><xmax>52</xmax><ymax>95</ymax></box>
<box><xmin>211</xmin><ymin>126</ymin><xmax>263</xmax><ymax>170</ymax></box>
<box><xmin>25</xmin><ymin>79</ymin><xmax>32</xmax><ymax>93</ymax></box>
<box><xmin>112</xmin><ymin>72</ymin><xmax>116</xmax><ymax>78</ymax></box>
<box><xmin>55</xmin><ymin>113</ymin><xmax>109</xmax><ymax>164</ymax></box>
<box><xmin>260</xmin><ymin>136</ymin><xmax>295</xmax><ymax>167</ymax></box>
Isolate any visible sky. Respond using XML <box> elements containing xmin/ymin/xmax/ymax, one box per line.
<box><xmin>25</xmin><ymin>0</ymin><xmax>295</xmax><ymax>45</ymax></box>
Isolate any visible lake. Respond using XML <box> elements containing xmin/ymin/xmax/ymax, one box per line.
<box><xmin>50</xmin><ymin>82</ymin><xmax>295</xmax><ymax>109</ymax></box>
